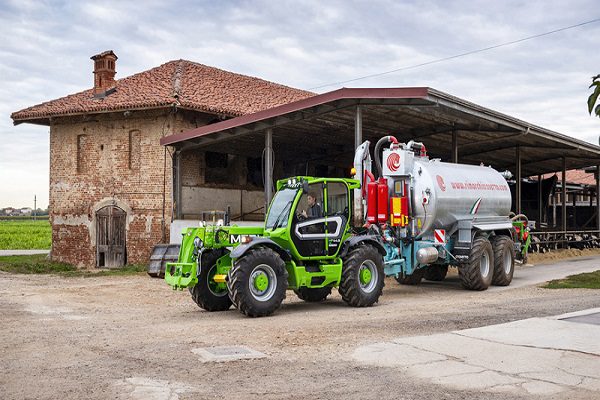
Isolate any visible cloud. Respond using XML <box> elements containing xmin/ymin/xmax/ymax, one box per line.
<box><xmin>1</xmin><ymin>0</ymin><xmax>599</xmax><ymax>206</ymax></box>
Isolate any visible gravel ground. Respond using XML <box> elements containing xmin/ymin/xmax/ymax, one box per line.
<box><xmin>1</xmin><ymin>264</ymin><xmax>599</xmax><ymax>400</ymax></box>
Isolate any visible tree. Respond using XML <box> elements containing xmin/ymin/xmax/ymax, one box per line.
<box><xmin>589</xmin><ymin>74</ymin><xmax>600</xmax><ymax>118</ymax></box>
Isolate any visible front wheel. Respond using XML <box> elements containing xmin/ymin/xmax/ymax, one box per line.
<box><xmin>189</xmin><ymin>250</ymin><xmax>232</xmax><ymax>312</ymax></box>
<box><xmin>227</xmin><ymin>248</ymin><xmax>288</xmax><ymax>317</ymax></box>
<box><xmin>339</xmin><ymin>245</ymin><xmax>385</xmax><ymax>307</ymax></box>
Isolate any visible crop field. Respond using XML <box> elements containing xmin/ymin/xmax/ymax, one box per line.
<box><xmin>0</xmin><ymin>219</ymin><xmax>51</xmax><ymax>249</ymax></box>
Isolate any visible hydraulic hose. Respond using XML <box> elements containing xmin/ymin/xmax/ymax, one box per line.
<box><xmin>374</xmin><ymin>136</ymin><xmax>398</xmax><ymax>178</ymax></box>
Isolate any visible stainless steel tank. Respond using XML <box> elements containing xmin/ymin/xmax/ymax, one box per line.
<box><xmin>382</xmin><ymin>148</ymin><xmax>511</xmax><ymax>236</ymax></box>
<box><xmin>411</xmin><ymin>158</ymin><xmax>511</xmax><ymax>235</ymax></box>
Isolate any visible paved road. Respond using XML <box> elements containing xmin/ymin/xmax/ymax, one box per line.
<box><xmin>0</xmin><ymin>249</ymin><xmax>50</xmax><ymax>256</ymax></box>
<box><xmin>418</xmin><ymin>255</ymin><xmax>600</xmax><ymax>292</ymax></box>
<box><xmin>354</xmin><ymin>308</ymin><xmax>600</xmax><ymax>396</ymax></box>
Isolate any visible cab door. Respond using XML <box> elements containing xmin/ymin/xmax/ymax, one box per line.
<box><xmin>324</xmin><ymin>181</ymin><xmax>350</xmax><ymax>256</ymax></box>
<box><xmin>291</xmin><ymin>182</ymin><xmax>327</xmax><ymax>257</ymax></box>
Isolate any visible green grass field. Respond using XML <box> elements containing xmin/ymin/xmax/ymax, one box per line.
<box><xmin>0</xmin><ymin>219</ymin><xmax>52</xmax><ymax>250</ymax></box>
<box><xmin>544</xmin><ymin>270</ymin><xmax>600</xmax><ymax>289</ymax></box>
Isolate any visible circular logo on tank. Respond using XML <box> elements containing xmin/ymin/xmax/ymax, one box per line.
<box><xmin>386</xmin><ymin>153</ymin><xmax>401</xmax><ymax>172</ymax></box>
<box><xmin>436</xmin><ymin>175</ymin><xmax>446</xmax><ymax>191</ymax></box>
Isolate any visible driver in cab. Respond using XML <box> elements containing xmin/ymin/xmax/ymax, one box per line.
<box><xmin>301</xmin><ymin>192</ymin><xmax>322</xmax><ymax>219</ymax></box>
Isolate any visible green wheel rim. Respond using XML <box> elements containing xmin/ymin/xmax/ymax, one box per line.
<box><xmin>249</xmin><ymin>264</ymin><xmax>277</xmax><ymax>302</ymax></box>
<box><xmin>358</xmin><ymin>260</ymin><xmax>378</xmax><ymax>293</ymax></box>
<box><xmin>207</xmin><ymin>265</ymin><xmax>228</xmax><ymax>297</ymax></box>
<box><xmin>360</xmin><ymin>268</ymin><xmax>372</xmax><ymax>285</ymax></box>
<box><xmin>253</xmin><ymin>272</ymin><xmax>269</xmax><ymax>291</ymax></box>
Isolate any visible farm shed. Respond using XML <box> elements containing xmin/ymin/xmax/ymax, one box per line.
<box><xmin>162</xmin><ymin>87</ymin><xmax>600</xmax><ymax>244</ymax></box>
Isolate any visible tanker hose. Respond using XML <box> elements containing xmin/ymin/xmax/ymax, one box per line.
<box><xmin>511</xmin><ymin>213</ymin><xmax>529</xmax><ymax>224</ymax></box>
<box><xmin>374</xmin><ymin>136</ymin><xmax>397</xmax><ymax>178</ymax></box>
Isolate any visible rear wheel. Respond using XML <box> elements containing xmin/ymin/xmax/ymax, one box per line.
<box><xmin>491</xmin><ymin>236</ymin><xmax>515</xmax><ymax>286</ymax></box>
<box><xmin>424</xmin><ymin>265</ymin><xmax>448</xmax><ymax>281</ymax></box>
<box><xmin>339</xmin><ymin>245</ymin><xmax>385</xmax><ymax>307</ymax></box>
<box><xmin>395</xmin><ymin>267</ymin><xmax>425</xmax><ymax>285</ymax></box>
<box><xmin>189</xmin><ymin>250</ymin><xmax>232</xmax><ymax>312</ymax></box>
<box><xmin>294</xmin><ymin>287</ymin><xmax>332</xmax><ymax>302</ymax></box>
<box><xmin>459</xmin><ymin>236</ymin><xmax>493</xmax><ymax>290</ymax></box>
<box><xmin>227</xmin><ymin>248</ymin><xmax>287</xmax><ymax>317</ymax></box>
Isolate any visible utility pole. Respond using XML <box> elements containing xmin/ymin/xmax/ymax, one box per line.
<box><xmin>33</xmin><ymin>195</ymin><xmax>36</xmax><ymax>221</ymax></box>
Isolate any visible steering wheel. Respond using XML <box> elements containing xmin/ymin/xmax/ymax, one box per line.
<box><xmin>296</xmin><ymin>213</ymin><xmax>307</xmax><ymax>222</ymax></box>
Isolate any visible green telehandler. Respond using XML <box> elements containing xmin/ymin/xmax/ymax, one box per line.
<box><xmin>165</xmin><ymin>176</ymin><xmax>387</xmax><ymax>317</ymax></box>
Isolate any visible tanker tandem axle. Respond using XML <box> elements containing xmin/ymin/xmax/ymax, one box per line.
<box><xmin>165</xmin><ymin>135</ymin><xmax>530</xmax><ymax>317</ymax></box>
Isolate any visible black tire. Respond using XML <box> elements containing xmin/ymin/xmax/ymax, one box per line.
<box><xmin>424</xmin><ymin>265</ymin><xmax>448</xmax><ymax>281</ymax></box>
<box><xmin>395</xmin><ymin>267</ymin><xmax>425</xmax><ymax>285</ymax></box>
<box><xmin>339</xmin><ymin>245</ymin><xmax>385</xmax><ymax>307</ymax></box>
<box><xmin>491</xmin><ymin>236</ymin><xmax>515</xmax><ymax>286</ymax></box>
<box><xmin>227</xmin><ymin>247</ymin><xmax>288</xmax><ymax>317</ymax></box>
<box><xmin>459</xmin><ymin>236</ymin><xmax>494</xmax><ymax>291</ymax></box>
<box><xmin>293</xmin><ymin>287</ymin><xmax>332</xmax><ymax>302</ymax></box>
<box><xmin>188</xmin><ymin>250</ymin><xmax>232</xmax><ymax>312</ymax></box>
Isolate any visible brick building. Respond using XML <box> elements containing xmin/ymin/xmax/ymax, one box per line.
<box><xmin>11</xmin><ymin>51</ymin><xmax>312</xmax><ymax>267</ymax></box>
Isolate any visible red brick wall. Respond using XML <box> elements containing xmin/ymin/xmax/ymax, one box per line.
<box><xmin>48</xmin><ymin>109</ymin><xmax>206</xmax><ymax>267</ymax></box>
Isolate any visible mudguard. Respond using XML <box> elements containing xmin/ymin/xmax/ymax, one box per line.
<box><xmin>230</xmin><ymin>238</ymin><xmax>292</xmax><ymax>261</ymax></box>
<box><xmin>339</xmin><ymin>234</ymin><xmax>387</xmax><ymax>258</ymax></box>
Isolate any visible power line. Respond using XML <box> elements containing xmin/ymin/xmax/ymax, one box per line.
<box><xmin>308</xmin><ymin>17</ymin><xmax>600</xmax><ymax>90</ymax></box>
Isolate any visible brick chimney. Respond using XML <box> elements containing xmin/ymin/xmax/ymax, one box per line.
<box><xmin>91</xmin><ymin>50</ymin><xmax>118</xmax><ymax>96</ymax></box>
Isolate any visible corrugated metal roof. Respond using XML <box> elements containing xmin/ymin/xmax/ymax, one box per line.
<box><xmin>160</xmin><ymin>87</ymin><xmax>600</xmax><ymax>177</ymax></box>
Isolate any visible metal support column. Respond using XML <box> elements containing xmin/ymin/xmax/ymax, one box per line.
<box><xmin>537</xmin><ymin>174</ymin><xmax>543</xmax><ymax>229</ymax></box>
<box><xmin>515</xmin><ymin>145</ymin><xmax>521</xmax><ymax>214</ymax></box>
<box><xmin>353</xmin><ymin>105</ymin><xmax>363</xmax><ymax>227</ymax></box>
<box><xmin>572</xmin><ymin>187</ymin><xmax>577</xmax><ymax>227</ymax></box>
<box><xmin>265</xmin><ymin>128</ymin><xmax>273</xmax><ymax>209</ymax></box>
<box><xmin>597</xmin><ymin>165</ymin><xmax>600</xmax><ymax>230</ymax></box>
<box><xmin>174</xmin><ymin>150</ymin><xmax>182</xmax><ymax>220</ymax></box>
<box><xmin>354</xmin><ymin>105</ymin><xmax>362</xmax><ymax>149</ymax></box>
<box><xmin>562</xmin><ymin>157</ymin><xmax>567</xmax><ymax>235</ymax></box>
<box><xmin>452</xmin><ymin>131</ymin><xmax>458</xmax><ymax>163</ymax></box>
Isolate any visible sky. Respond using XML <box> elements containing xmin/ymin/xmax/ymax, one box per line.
<box><xmin>1</xmin><ymin>0</ymin><xmax>599</xmax><ymax>208</ymax></box>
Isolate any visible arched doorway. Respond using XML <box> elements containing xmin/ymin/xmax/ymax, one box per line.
<box><xmin>96</xmin><ymin>206</ymin><xmax>126</xmax><ymax>267</ymax></box>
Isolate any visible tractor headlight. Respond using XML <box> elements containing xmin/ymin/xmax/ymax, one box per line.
<box><xmin>241</xmin><ymin>235</ymin><xmax>253</xmax><ymax>244</ymax></box>
<box><xmin>193</xmin><ymin>236</ymin><xmax>203</xmax><ymax>249</ymax></box>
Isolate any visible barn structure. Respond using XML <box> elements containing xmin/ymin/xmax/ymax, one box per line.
<box><xmin>11</xmin><ymin>51</ymin><xmax>600</xmax><ymax>268</ymax></box>
<box><xmin>162</xmin><ymin>87</ymin><xmax>600</xmax><ymax>249</ymax></box>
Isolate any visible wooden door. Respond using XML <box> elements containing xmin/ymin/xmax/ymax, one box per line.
<box><xmin>96</xmin><ymin>206</ymin><xmax>126</xmax><ymax>268</ymax></box>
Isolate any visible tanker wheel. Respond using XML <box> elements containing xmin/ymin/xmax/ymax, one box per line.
<box><xmin>227</xmin><ymin>247</ymin><xmax>287</xmax><ymax>317</ymax></box>
<box><xmin>339</xmin><ymin>245</ymin><xmax>385</xmax><ymax>307</ymax></box>
<box><xmin>294</xmin><ymin>287</ymin><xmax>332</xmax><ymax>302</ymax></box>
<box><xmin>491</xmin><ymin>235</ymin><xmax>515</xmax><ymax>286</ymax></box>
<box><xmin>459</xmin><ymin>236</ymin><xmax>493</xmax><ymax>290</ymax></box>
<box><xmin>395</xmin><ymin>268</ymin><xmax>425</xmax><ymax>285</ymax></box>
<box><xmin>188</xmin><ymin>250</ymin><xmax>232</xmax><ymax>312</ymax></box>
<box><xmin>424</xmin><ymin>265</ymin><xmax>448</xmax><ymax>282</ymax></box>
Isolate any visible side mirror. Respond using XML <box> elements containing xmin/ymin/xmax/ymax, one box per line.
<box><xmin>303</xmin><ymin>180</ymin><xmax>309</xmax><ymax>193</ymax></box>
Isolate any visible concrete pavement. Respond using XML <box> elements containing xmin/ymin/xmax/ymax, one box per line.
<box><xmin>353</xmin><ymin>308</ymin><xmax>600</xmax><ymax>396</ymax></box>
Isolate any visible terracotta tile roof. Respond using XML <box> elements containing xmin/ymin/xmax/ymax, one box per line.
<box><xmin>11</xmin><ymin>60</ymin><xmax>314</xmax><ymax>123</ymax></box>
<box><xmin>541</xmin><ymin>169</ymin><xmax>596</xmax><ymax>185</ymax></box>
